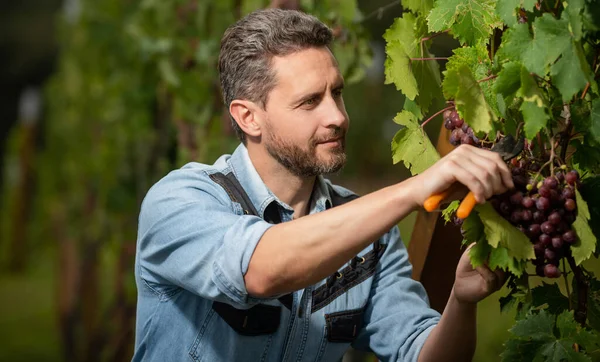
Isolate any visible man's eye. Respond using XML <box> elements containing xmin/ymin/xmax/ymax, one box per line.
<box><xmin>304</xmin><ymin>97</ymin><xmax>317</xmax><ymax>105</ymax></box>
<box><xmin>333</xmin><ymin>89</ymin><xmax>343</xmax><ymax>98</ymax></box>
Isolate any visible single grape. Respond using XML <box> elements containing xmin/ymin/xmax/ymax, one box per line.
<box><xmin>563</xmin><ymin>230</ymin><xmax>576</xmax><ymax>244</ymax></box>
<box><xmin>536</xmin><ymin>197</ymin><xmax>551</xmax><ymax>211</ymax></box>
<box><xmin>452</xmin><ymin>216</ymin><xmax>464</xmax><ymax>226</ymax></box>
<box><xmin>511</xmin><ymin>167</ymin><xmax>525</xmax><ymax>176</ymax></box>
<box><xmin>544</xmin><ymin>248</ymin><xmax>556</xmax><ymax>262</ymax></box>
<box><xmin>566</xmin><ymin>170</ymin><xmax>579</xmax><ymax>185</ymax></box>
<box><xmin>549</xmin><ymin>189</ymin><xmax>560</xmax><ymax>204</ymax></box>
<box><xmin>529</xmin><ymin>223</ymin><xmax>541</xmax><ymax>237</ymax></box>
<box><xmin>536</xmin><ymin>264</ymin><xmax>545</xmax><ymax>277</ymax></box>
<box><xmin>556</xmin><ymin>171</ymin><xmax>565</xmax><ymax>183</ymax></box>
<box><xmin>510</xmin><ymin>210</ymin><xmax>522</xmax><ymax>224</ymax></box>
<box><xmin>565</xmin><ymin>198</ymin><xmax>576</xmax><ymax>211</ymax></box>
<box><xmin>461</xmin><ymin>123</ymin><xmax>469</xmax><ymax>132</ymax></box>
<box><xmin>539</xmin><ymin>234</ymin><xmax>551</xmax><ymax>247</ymax></box>
<box><xmin>544</xmin><ymin>264</ymin><xmax>561</xmax><ymax>278</ymax></box>
<box><xmin>556</xmin><ymin>222</ymin><xmax>568</xmax><ymax>234</ymax></box>
<box><xmin>522</xmin><ymin>196</ymin><xmax>534</xmax><ymax>208</ymax></box>
<box><xmin>513</xmin><ymin>175</ymin><xmax>529</xmax><ymax>190</ymax></box>
<box><xmin>548</xmin><ymin>211</ymin><xmax>561</xmax><ymax>225</ymax></box>
<box><xmin>521</xmin><ymin>209</ymin><xmax>532</xmax><ymax>222</ymax></box>
<box><xmin>551</xmin><ymin>236</ymin><xmax>563</xmax><ymax>249</ymax></box>
<box><xmin>538</xmin><ymin>186</ymin><xmax>551</xmax><ymax>198</ymax></box>
<box><xmin>544</xmin><ymin>177</ymin><xmax>558</xmax><ymax>189</ymax></box>
<box><xmin>533</xmin><ymin>211</ymin><xmax>545</xmax><ymax>223</ymax></box>
<box><xmin>449</xmin><ymin>129</ymin><xmax>461</xmax><ymax>146</ymax></box>
<box><xmin>541</xmin><ymin>221</ymin><xmax>555</xmax><ymax>235</ymax></box>
<box><xmin>452</xmin><ymin>115</ymin><xmax>464</xmax><ymax>129</ymax></box>
<box><xmin>444</xmin><ymin>118</ymin><xmax>454</xmax><ymax>130</ymax></box>
<box><xmin>534</xmin><ymin>243</ymin><xmax>545</xmax><ymax>257</ymax></box>
<box><xmin>443</xmin><ymin>109</ymin><xmax>453</xmax><ymax>121</ymax></box>
<box><xmin>461</xmin><ymin>134</ymin><xmax>475</xmax><ymax>145</ymax></box>
<box><xmin>510</xmin><ymin>192</ymin><xmax>524</xmax><ymax>205</ymax></box>
<box><xmin>562</xmin><ymin>186</ymin><xmax>574</xmax><ymax>200</ymax></box>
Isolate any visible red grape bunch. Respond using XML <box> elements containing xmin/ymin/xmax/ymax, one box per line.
<box><xmin>490</xmin><ymin>164</ymin><xmax>580</xmax><ymax>278</ymax></box>
<box><xmin>443</xmin><ymin>109</ymin><xmax>481</xmax><ymax>147</ymax></box>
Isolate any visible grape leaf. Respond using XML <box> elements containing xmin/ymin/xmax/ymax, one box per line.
<box><xmin>563</xmin><ymin>0</ymin><xmax>585</xmax><ymax>40</ymax></box>
<box><xmin>469</xmin><ymin>240</ymin><xmax>492</xmax><ymax>268</ymax></box>
<box><xmin>531</xmin><ymin>282</ymin><xmax>570</xmax><ymax>315</ymax></box>
<box><xmin>495</xmin><ymin>62</ymin><xmax>523</xmax><ymax>98</ymax></box>
<box><xmin>488</xmin><ymin>246</ymin><xmax>526</xmax><ymax>276</ymax></box>
<box><xmin>509</xmin><ymin>310</ymin><xmax>555</xmax><ymax>340</ymax></box>
<box><xmin>403</xmin><ymin>98</ymin><xmax>423</xmax><ymax>120</ymax></box>
<box><xmin>550</xmin><ymin>42</ymin><xmax>594</xmax><ymax>102</ymax></box>
<box><xmin>384</xmin><ymin>13</ymin><xmax>442</xmax><ymax>112</ymax></box>
<box><xmin>496</xmin><ymin>23</ymin><xmax>533</xmax><ymax>62</ymax></box>
<box><xmin>462</xmin><ymin>212</ymin><xmax>485</xmax><ymax>242</ymax></box>
<box><xmin>516</xmin><ymin>67</ymin><xmax>550</xmax><ymax>140</ymax></box>
<box><xmin>442</xmin><ymin>200</ymin><xmax>460</xmax><ymax>224</ymax></box>
<box><xmin>496</xmin><ymin>0</ymin><xmax>537</xmax><ymax>27</ymax></box>
<box><xmin>402</xmin><ymin>0</ymin><xmax>434</xmax><ymax>15</ymax></box>
<box><xmin>476</xmin><ymin>203</ymin><xmax>535</xmax><ymax>264</ymax></box>
<box><xmin>523</xmin><ymin>14</ymin><xmax>573</xmax><ymax>76</ymax></box>
<box><xmin>590</xmin><ymin>99</ymin><xmax>600</xmax><ymax>145</ymax></box>
<box><xmin>446</xmin><ymin>43</ymin><xmax>498</xmax><ymax>116</ymax></box>
<box><xmin>501</xmin><ymin>339</ymin><xmax>545</xmax><ymax>362</ymax></box>
<box><xmin>384</xmin><ymin>41</ymin><xmax>418</xmax><ymax>100</ymax></box>
<box><xmin>442</xmin><ymin>65</ymin><xmax>494</xmax><ymax>134</ymax></box>
<box><xmin>391</xmin><ymin>111</ymin><xmax>441</xmax><ymax>175</ymax></box>
<box><xmin>587</xmin><ymin>280</ymin><xmax>600</xmax><ymax>333</ymax></box>
<box><xmin>427</xmin><ymin>0</ymin><xmax>502</xmax><ymax>45</ymax></box>
<box><xmin>571</xmin><ymin>189</ymin><xmax>597</xmax><ymax>265</ymax></box>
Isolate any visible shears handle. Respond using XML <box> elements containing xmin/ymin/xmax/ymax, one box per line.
<box><xmin>423</xmin><ymin>191</ymin><xmax>478</xmax><ymax>219</ymax></box>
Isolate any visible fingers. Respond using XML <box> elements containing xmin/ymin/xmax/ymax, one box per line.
<box><xmin>474</xmin><ymin>265</ymin><xmax>503</xmax><ymax>294</ymax></box>
<box><xmin>446</xmin><ymin>145</ymin><xmax>514</xmax><ymax>203</ymax></box>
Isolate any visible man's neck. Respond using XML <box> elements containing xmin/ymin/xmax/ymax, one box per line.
<box><xmin>247</xmin><ymin>146</ymin><xmax>316</xmax><ymax>219</ymax></box>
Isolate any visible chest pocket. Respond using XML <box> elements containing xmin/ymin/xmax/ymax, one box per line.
<box><xmin>325</xmin><ymin>307</ymin><xmax>365</xmax><ymax>343</ymax></box>
<box><xmin>212</xmin><ymin>302</ymin><xmax>280</xmax><ymax>336</ymax></box>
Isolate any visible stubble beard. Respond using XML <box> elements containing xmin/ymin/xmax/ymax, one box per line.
<box><xmin>264</xmin><ymin>126</ymin><xmax>347</xmax><ymax>177</ymax></box>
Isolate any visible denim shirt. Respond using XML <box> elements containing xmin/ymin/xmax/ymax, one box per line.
<box><xmin>133</xmin><ymin>144</ymin><xmax>441</xmax><ymax>362</ymax></box>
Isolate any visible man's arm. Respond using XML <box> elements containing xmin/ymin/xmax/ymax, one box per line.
<box><xmin>417</xmin><ymin>245</ymin><xmax>506</xmax><ymax>362</ymax></box>
<box><xmin>245</xmin><ymin>145</ymin><xmax>514</xmax><ymax>297</ymax></box>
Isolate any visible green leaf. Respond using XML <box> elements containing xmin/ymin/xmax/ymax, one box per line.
<box><xmin>589</xmin><ymin>99</ymin><xmax>600</xmax><ymax>145</ymax></box>
<box><xmin>442</xmin><ymin>200</ymin><xmax>460</xmax><ymax>224</ymax></box>
<box><xmin>442</xmin><ymin>65</ymin><xmax>494</xmax><ymax>134</ymax></box>
<box><xmin>509</xmin><ymin>310</ymin><xmax>555</xmax><ymax>341</ymax></box>
<box><xmin>384</xmin><ymin>13</ymin><xmax>442</xmax><ymax>111</ymax></box>
<box><xmin>427</xmin><ymin>0</ymin><xmax>502</xmax><ymax>45</ymax></box>
<box><xmin>463</xmin><ymin>212</ymin><xmax>485</xmax><ymax>242</ymax></box>
<box><xmin>476</xmin><ymin>202</ymin><xmax>535</xmax><ymax>264</ymax></box>
<box><xmin>469</xmin><ymin>240</ymin><xmax>492</xmax><ymax>268</ymax></box>
<box><xmin>531</xmin><ymin>282</ymin><xmax>570</xmax><ymax>315</ymax></box>
<box><xmin>587</xmin><ymin>280</ymin><xmax>600</xmax><ymax>332</ymax></box>
<box><xmin>550</xmin><ymin>42</ymin><xmax>594</xmax><ymax>102</ymax></box>
<box><xmin>402</xmin><ymin>0</ymin><xmax>434</xmax><ymax>15</ymax></box>
<box><xmin>523</xmin><ymin>14</ymin><xmax>572</xmax><ymax>76</ymax></box>
<box><xmin>495</xmin><ymin>0</ymin><xmax>536</xmax><ymax>27</ymax></box>
<box><xmin>391</xmin><ymin>111</ymin><xmax>441</xmax><ymax>175</ymax></box>
<box><xmin>488</xmin><ymin>246</ymin><xmax>526</xmax><ymax>275</ymax></box>
<box><xmin>501</xmin><ymin>339</ymin><xmax>545</xmax><ymax>362</ymax></box>
<box><xmin>495</xmin><ymin>62</ymin><xmax>523</xmax><ymax>98</ymax></box>
<box><xmin>497</xmin><ymin>23</ymin><xmax>533</xmax><ymax>62</ymax></box>
<box><xmin>539</xmin><ymin>340</ymin><xmax>592</xmax><ymax>362</ymax></box>
<box><xmin>403</xmin><ymin>98</ymin><xmax>423</xmax><ymax>120</ymax></box>
<box><xmin>571</xmin><ymin>189</ymin><xmax>597</xmax><ymax>265</ymax></box>
<box><xmin>446</xmin><ymin>43</ymin><xmax>498</xmax><ymax>116</ymax></box>
<box><xmin>563</xmin><ymin>0</ymin><xmax>585</xmax><ymax>40</ymax></box>
<box><xmin>520</xmin><ymin>101</ymin><xmax>550</xmax><ymax>140</ymax></box>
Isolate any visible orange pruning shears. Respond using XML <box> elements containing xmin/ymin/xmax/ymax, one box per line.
<box><xmin>423</xmin><ymin>135</ymin><xmax>525</xmax><ymax>219</ymax></box>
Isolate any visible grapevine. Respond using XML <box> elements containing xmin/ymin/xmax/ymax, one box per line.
<box><xmin>385</xmin><ymin>0</ymin><xmax>600</xmax><ymax>360</ymax></box>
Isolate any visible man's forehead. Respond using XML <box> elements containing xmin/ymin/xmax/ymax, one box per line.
<box><xmin>270</xmin><ymin>47</ymin><xmax>342</xmax><ymax>92</ymax></box>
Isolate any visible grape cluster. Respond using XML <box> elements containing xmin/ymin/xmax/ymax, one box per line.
<box><xmin>443</xmin><ymin>109</ymin><xmax>481</xmax><ymax>147</ymax></box>
<box><xmin>490</xmin><ymin>165</ymin><xmax>580</xmax><ymax>278</ymax></box>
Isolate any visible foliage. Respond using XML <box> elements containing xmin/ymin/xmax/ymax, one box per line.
<box><xmin>384</xmin><ymin>0</ymin><xmax>600</xmax><ymax>360</ymax></box>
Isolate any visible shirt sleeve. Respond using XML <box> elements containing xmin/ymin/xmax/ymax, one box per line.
<box><xmin>136</xmin><ymin>168</ymin><xmax>275</xmax><ymax>309</ymax></box>
<box><xmin>351</xmin><ymin>226</ymin><xmax>441</xmax><ymax>362</ymax></box>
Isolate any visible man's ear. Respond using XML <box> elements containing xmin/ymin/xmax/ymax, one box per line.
<box><xmin>229</xmin><ymin>99</ymin><xmax>263</xmax><ymax>138</ymax></box>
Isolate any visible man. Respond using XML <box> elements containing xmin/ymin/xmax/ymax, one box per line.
<box><xmin>133</xmin><ymin>9</ymin><xmax>513</xmax><ymax>362</ymax></box>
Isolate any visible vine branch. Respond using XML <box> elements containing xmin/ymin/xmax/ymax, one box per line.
<box><xmin>560</xmin><ymin>104</ymin><xmax>572</xmax><ymax>162</ymax></box>
<box><xmin>421</xmin><ymin>105</ymin><xmax>454</xmax><ymax>128</ymax></box>
<box><xmin>567</xmin><ymin>255</ymin><xmax>588</xmax><ymax>327</ymax></box>
<box><xmin>362</xmin><ymin>0</ymin><xmax>401</xmax><ymax>22</ymax></box>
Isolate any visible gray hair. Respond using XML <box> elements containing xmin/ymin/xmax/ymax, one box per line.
<box><xmin>218</xmin><ymin>9</ymin><xmax>333</xmax><ymax>141</ymax></box>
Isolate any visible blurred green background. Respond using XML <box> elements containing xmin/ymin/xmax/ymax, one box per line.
<box><xmin>0</xmin><ymin>0</ymin><xmax>539</xmax><ymax>361</ymax></box>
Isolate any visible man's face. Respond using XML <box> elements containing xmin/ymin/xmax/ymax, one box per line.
<box><xmin>260</xmin><ymin>47</ymin><xmax>349</xmax><ymax>177</ymax></box>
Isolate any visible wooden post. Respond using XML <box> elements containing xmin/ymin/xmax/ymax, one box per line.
<box><xmin>407</xmin><ymin>124</ymin><xmax>465</xmax><ymax>313</ymax></box>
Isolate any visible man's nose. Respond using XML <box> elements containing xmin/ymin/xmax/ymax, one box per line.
<box><xmin>323</xmin><ymin>97</ymin><xmax>348</xmax><ymax>128</ymax></box>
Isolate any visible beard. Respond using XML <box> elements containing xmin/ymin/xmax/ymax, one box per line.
<box><xmin>264</xmin><ymin>125</ymin><xmax>347</xmax><ymax>177</ymax></box>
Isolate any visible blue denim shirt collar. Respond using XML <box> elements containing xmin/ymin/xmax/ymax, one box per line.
<box><xmin>228</xmin><ymin>143</ymin><xmax>332</xmax><ymax>219</ymax></box>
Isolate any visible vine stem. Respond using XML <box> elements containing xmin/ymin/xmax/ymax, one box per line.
<box><xmin>477</xmin><ymin>74</ymin><xmax>498</xmax><ymax>83</ymax></box>
<box><xmin>563</xmin><ymin>258</ymin><xmax>572</xmax><ymax>311</ymax></box>
<box><xmin>410</xmin><ymin>57</ymin><xmax>449</xmax><ymax>61</ymax></box>
<box><xmin>420</xmin><ymin>30</ymin><xmax>449</xmax><ymax>58</ymax></box>
<box><xmin>421</xmin><ymin>106</ymin><xmax>454</xmax><ymax>128</ymax></box>
<box><xmin>560</xmin><ymin>104</ymin><xmax>572</xmax><ymax>162</ymax></box>
<box><xmin>567</xmin><ymin>255</ymin><xmax>588</xmax><ymax>327</ymax></box>
<box><xmin>361</xmin><ymin>0</ymin><xmax>401</xmax><ymax>22</ymax></box>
